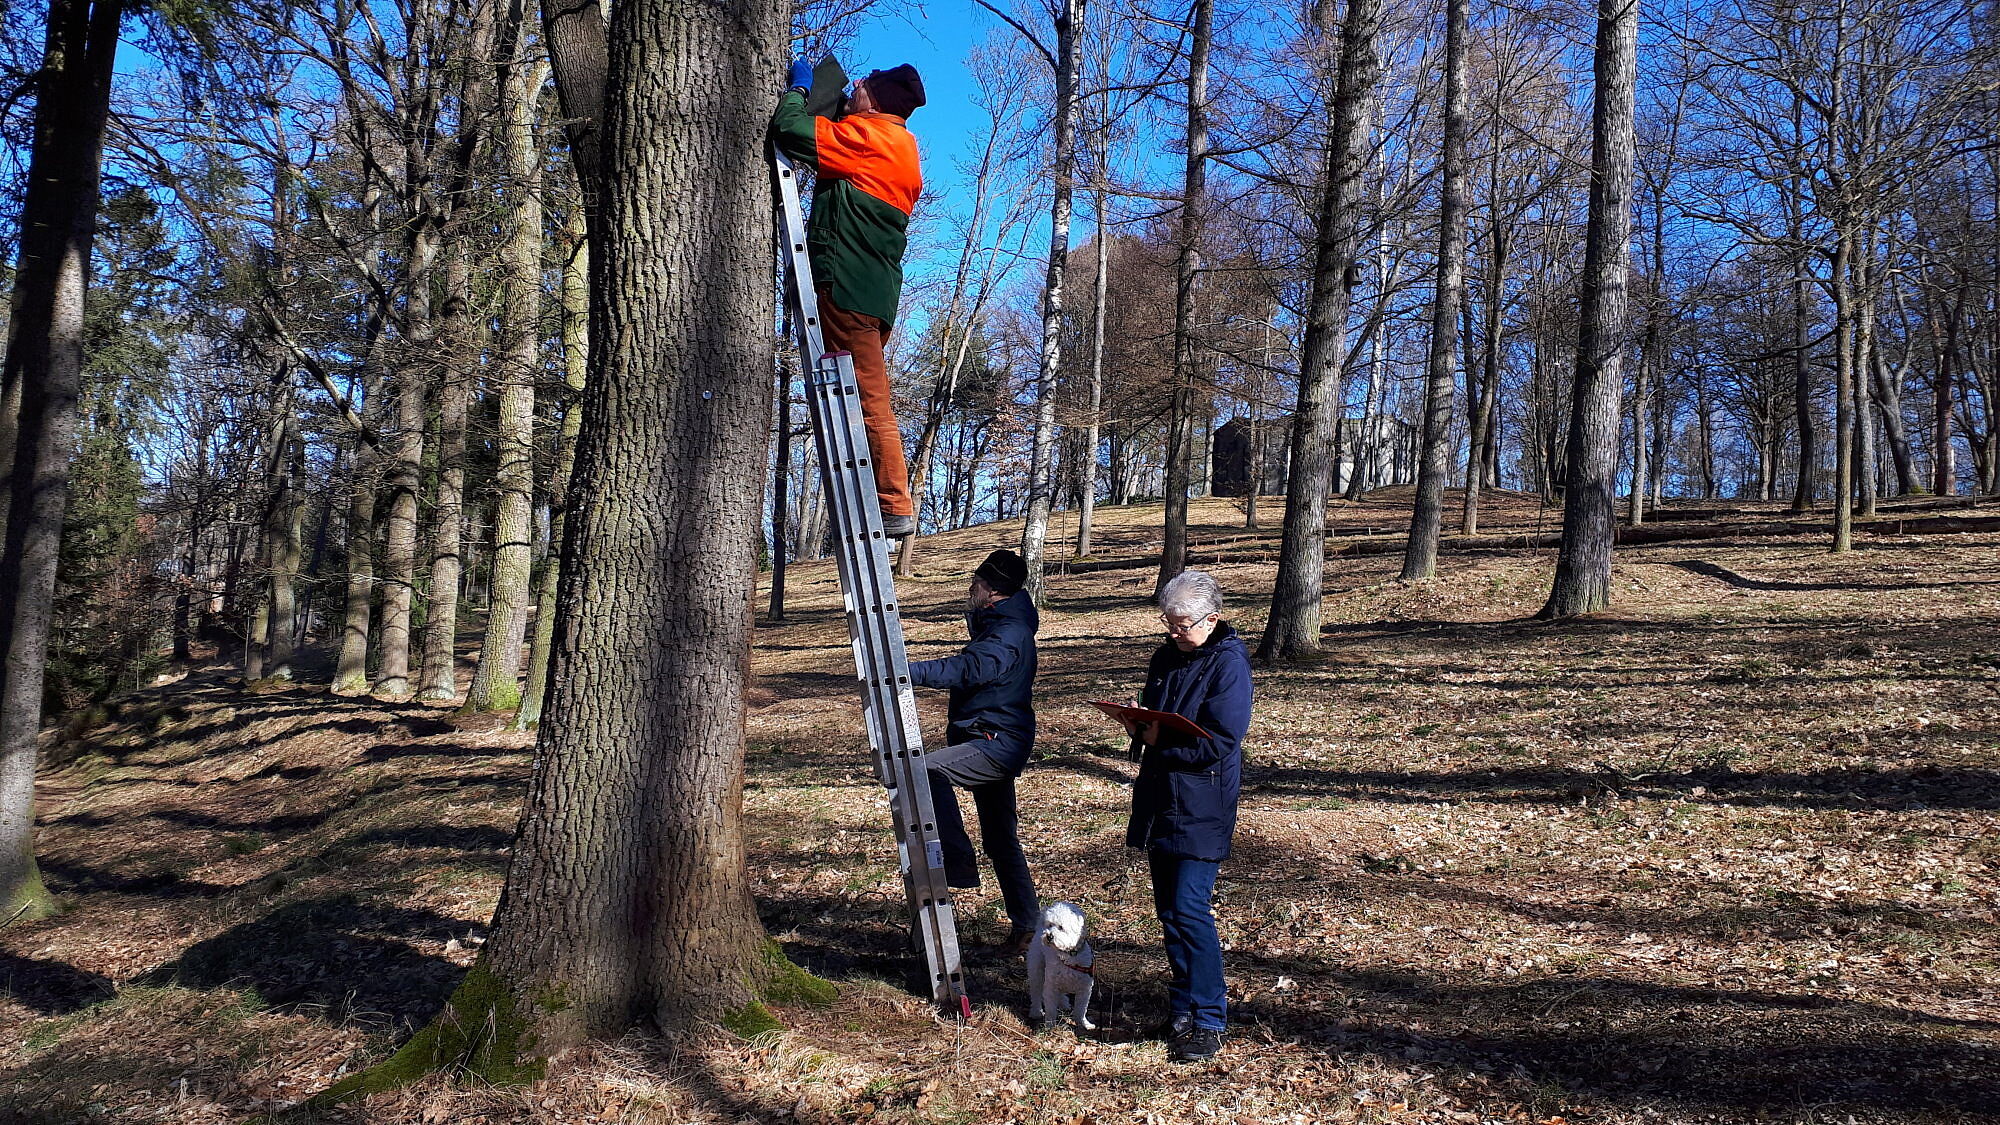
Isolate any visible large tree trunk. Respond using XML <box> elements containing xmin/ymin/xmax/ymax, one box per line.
<box><xmin>1260</xmin><ymin>0</ymin><xmax>1384</xmax><ymax>658</ymax></box>
<box><xmin>1400</xmin><ymin>0</ymin><xmax>1468</xmax><ymax>582</ymax></box>
<box><xmin>1021</xmin><ymin>0</ymin><xmax>1083</xmax><ymax>604</ymax></box>
<box><xmin>1539</xmin><ymin>0</ymin><xmax>1636</xmax><ymax>620</ymax></box>
<box><xmin>0</xmin><ymin>0</ymin><xmax>124</xmax><ymax>923</ymax></box>
<box><xmin>467</xmin><ymin>45</ymin><xmax>549</xmax><ymax>713</ymax></box>
<box><xmin>1157</xmin><ymin>0</ymin><xmax>1212</xmax><ymax>597</ymax></box>
<box><xmin>333</xmin><ymin>0</ymin><xmax>789</xmax><ymax>1085</ymax></box>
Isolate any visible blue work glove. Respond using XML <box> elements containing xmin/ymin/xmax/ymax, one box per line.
<box><xmin>786</xmin><ymin>58</ymin><xmax>814</xmax><ymax>92</ymax></box>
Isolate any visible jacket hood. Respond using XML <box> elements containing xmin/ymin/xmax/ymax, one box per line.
<box><xmin>974</xmin><ymin>589</ymin><xmax>1039</xmax><ymax>633</ymax></box>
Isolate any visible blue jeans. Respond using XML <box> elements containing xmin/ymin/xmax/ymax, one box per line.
<box><xmin>1149</xmin><ymin>850</ymin><xmax>1225</xmax><ymax>1031</ymax></box>
<box><xmin>927</xmin><ymin>740</ymin><xmax>1039</xmax><ymax>937</ymax></box>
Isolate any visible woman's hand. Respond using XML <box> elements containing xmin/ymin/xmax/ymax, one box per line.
<box><xmin>1137</xmin><ymin>720</ymin><xmax>1163</xmax><ymax>746</ymax></box>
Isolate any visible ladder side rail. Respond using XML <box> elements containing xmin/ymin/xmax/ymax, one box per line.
<box><xmin>801</xmin><ymin>360</ymin><xmax>965</xmax><ymax>1006</ymax></box>
<box><xmin>775</xmin><ymin>145</ymin><xmax>967</xmax><ymax>1012</ymax></box>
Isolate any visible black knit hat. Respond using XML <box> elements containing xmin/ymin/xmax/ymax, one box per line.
<box><xmin>974</xmin><ymin>549</ymin><xmax>1027</xmax><ymax>596</ymax></box>
<box><xmin>865</xmin><ymin>64</ymin><xmax>926</xmax><ymax>118</ymax></box>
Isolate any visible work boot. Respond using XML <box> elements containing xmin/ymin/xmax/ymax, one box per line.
<box><xmin>994</xmin><ymin>930</ymin><xmax>1034</xmax><ymax>958</ymax></box>
<box><xmin>1168</xmin><ymin>1026</ymin><xmax>1223</xmax><ymax>1063</ymax></box>
<box><xmin>881</xmin><ymin>513</ymin><xmax>916</xmax><ymax>539</ymax></box>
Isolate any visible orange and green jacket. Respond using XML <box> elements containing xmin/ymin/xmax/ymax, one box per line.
<box><xmin>770</xmin><ymin>90</ymin><xmax>921</xmax><ymax>329</ymax></box>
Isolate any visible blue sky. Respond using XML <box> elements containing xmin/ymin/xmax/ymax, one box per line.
<box><xmin>845</xmin><ymin>4</ymin><xmax>999</xmax><ymax>204</ymax></box>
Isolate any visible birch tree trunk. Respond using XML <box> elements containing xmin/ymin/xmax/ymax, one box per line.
<box><xmin>1539</xmin><ymin>0</ymin><xmax>1637</xmax><ymax>619</ymax></box>
<box><xmin>1020</xmin><ymin>0</ymin><xmax>1083</xmax><ymax>604</ymax></box>
<box><xmin>1401</xmin><ymin>0</ymin><xmax>1469</xmax><ymax>582</ymax></box>
<box><xmin>1260</xmin><ymin>0</ymin><xmax>1384</xmax><ymax>658</ymax></box>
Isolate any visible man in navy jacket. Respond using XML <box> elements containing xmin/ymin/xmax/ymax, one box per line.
<box><xmin>910</xmin><ymin>549</ymin><xmax>1041</xmax><ymax>953</ymax></box>
<box><xmin>1125</xmin><ymin>569</ymin><xmax>1252</xmax><ymax>1062</ymax></box>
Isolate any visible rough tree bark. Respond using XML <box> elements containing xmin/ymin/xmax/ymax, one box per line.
<box><xmin>1400</xmin><ymin>0</ymin><xmax>1469</xmax><ymax>582</ymax></box>
<box><xmin>324</xmin><ymin>0</ymin><xmax>799</xmax><ymax>1094</ymax></box>
<box><xmin>0</xmin><ymin>0</ymin><xmax>124</xmax><ymax>923</ymax></box>
<box><xmin>1539</xmin><ymin>0</ymin><xmax>1637</xmax><ymax>620</ymax></box>
<box><xmin>1259</xmin><ymin>0</ymin><xmax>1384</xmax><ymax>659</ymax></box>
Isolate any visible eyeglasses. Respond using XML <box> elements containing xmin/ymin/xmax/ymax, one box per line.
<box><xmin>1158</xmin><ymin>613</ymin><xmax>1217</xmax><ymax>635</ymax></box>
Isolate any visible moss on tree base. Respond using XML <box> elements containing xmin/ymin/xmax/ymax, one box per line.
<box><xmin>313</xmin><ymin>942</ymin><xmax>833</xmax><ymax>1100</ymax></box>
<box><xmin>756</xmin><ymin>939</ymin><xmax>835</xmax><ymax>1009</ymax></box>
<box><xmin>315</xmin><ymin>963</ymin><xmax>544</xmax><ymax>1103</ymax></box>
<box><xmin>1</xmin><ymin>867</ymin><xmax>58</xmax><ymax>925</ymax></box>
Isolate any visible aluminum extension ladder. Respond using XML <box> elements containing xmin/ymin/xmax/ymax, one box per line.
<box><xmin>771</xmin><ymin>145</ymin><xmax>970</xmax><ymax>1017</ymax></box>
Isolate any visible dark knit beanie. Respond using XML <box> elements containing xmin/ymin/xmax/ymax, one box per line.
<box><xmin>866</xmin><ymin>64</ymin><xmax>926</xmax><ymax>118</ymax></box>
<box><xmin>974</xmin><ymin>549</ymin><xmax>1027</xmax><ymax>596</ymax></box>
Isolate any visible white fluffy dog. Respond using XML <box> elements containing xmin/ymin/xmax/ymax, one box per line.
<box><xmin>1026</xmin><ymin>901</ymin><xmax>1096</xmax><ymax>1031</ymax></box>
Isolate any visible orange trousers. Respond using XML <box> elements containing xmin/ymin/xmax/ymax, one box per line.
<box><xmin>822</xmin><ymin>299</ymin><xmax>914</xmax><ymax>517</ymax></box>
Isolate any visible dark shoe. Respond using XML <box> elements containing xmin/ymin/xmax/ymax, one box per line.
<box><xmin>881</xmin><ymin>513</ymin><xmax>915</xmax><ymax>539</ymax></box>
<box><xmin>1145</xmin><ymin>1014</ymin><xmax>1193</xmax><ymax>1041</ymax></box>
<box><xmin>995</xmin><ymin>930</ymin><xmax>1033</xmax><ymax>958</ymax></box>
<box><xmin>945</xmin><ymin>868</ymin><xmax>980</xmax><ymax>890</ymax></box>
<box><xmin>1168</xmin><ymin>1026</ymin><xmax>1223</xmax><ymax>1063</ymax></box>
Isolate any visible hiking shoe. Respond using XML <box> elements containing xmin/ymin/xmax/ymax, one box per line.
<box><xmin>881</xmin><ymin>513</ymin><xmax>916</xmax><ymax>539</ymax></box>
<box><xmin>994</xmin><ymin>930</ymin><xmax>1034</xmax><ymax>958</ymax></box>
<box><xmin>1145</xmin><ymin>1014</ymin><xmax>1193</xmax><ymax>1041</ymax></box>
<box><xmin>1168</xmin><ymin>1026</ymin><xmax>1223</xmax><ymax>1063</ymax></box>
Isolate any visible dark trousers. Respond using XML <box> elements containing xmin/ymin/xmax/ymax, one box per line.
<box><xmin>1149</xmin><ymin>850</ymin><xmax>1225</xmax><ymax>1031</ymax></box>
<box><xmin>926</xmin><ymin>739</ymin><xmax>1038</xmax><ymax>936</ymax></box>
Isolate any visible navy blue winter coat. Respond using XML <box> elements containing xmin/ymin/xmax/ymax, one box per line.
<box><xmin>908</xmin><ymin>591</ymin><xmax>1038</xmax><ymax>773</ymax></box>
<box><xmin>1125</xmin><ymin>622</ymin><xmax>1253</xmax><ymax>861</ymax></box>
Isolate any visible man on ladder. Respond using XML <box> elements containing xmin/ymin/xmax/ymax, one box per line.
<box><xmin>771</xmin><ymin>59</ymin><xmax>926</xmax><ymax>539</ymax></box>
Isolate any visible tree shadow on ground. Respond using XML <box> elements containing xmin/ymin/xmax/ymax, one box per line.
<box><xmin>40</xmin><ymin>858</ymin><xmax>234</xmax><ymax>899</ymax></box>
<box><xmin>1244</xmin><ymin>762</ymin><xmax>2000</xmax><ymax>812</ymax></box>
<box><xmin>1669</xmin><ymin>557</ymin><xmax>2000</xmax><ymax>593</ymax></box>
<box><xmin>1236</xmin><ymin>961</ymin><xmax>2000</xmax><ymax>1119</ymax></box>
<box><xmin>0</xmin><ymin>950</ymin><xmax>114</xmax><ymax>1014</ymax></box>
<box><xmin>143</xmin><ymin>894</ymin><xmax>477</xmax><ymax>1027</ymax></box>
<box><xmin>362</xmin><ymin>740</ymin><xmax>527</xmax><ymax>762</ymax></box>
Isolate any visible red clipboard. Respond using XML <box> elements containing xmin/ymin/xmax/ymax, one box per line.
<box><xmin>1088</xmin><ymin>700</ymin><xmax>1212</xmax><ymax>741</ymax></box>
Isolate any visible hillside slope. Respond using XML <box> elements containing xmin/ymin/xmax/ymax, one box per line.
<box><xmin>6</xmin><ymin>494</ymin><xmax>1998</xmax><ymax>1124</ymax></box>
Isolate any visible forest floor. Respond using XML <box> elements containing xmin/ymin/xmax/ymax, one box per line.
<box><xmin>4</xmin><ymin>490</ymin><xmax>1998</xmax><ymax>1125</ymax></box>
